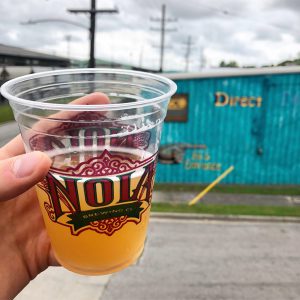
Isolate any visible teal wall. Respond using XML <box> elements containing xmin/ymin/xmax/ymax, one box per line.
<box><xmin>156</xmin><ymin>73</ymin><xmax>300</xmax><ymax>184</ymax></box>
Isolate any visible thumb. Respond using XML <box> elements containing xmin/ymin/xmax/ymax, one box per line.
<box><xmin>0</xmin><ymin>151</ymin><xmax>52</xmax><ymax>201</ymax></box>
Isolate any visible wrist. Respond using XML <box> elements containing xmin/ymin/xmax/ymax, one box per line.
<box><xmin>0</xmin><ymin>257</ymin><xmax>30</xmax><ymax>300</ymax></box>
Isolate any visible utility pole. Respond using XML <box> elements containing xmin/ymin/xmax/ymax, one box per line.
<box><xmin>139</xmin><ymin>45</ymin><xmax>144</xmax><ymax>68</ymax></box>
<box><xmin>199</xmin><ymin>47</ymin><xmax>206</xmax><ymax>71</ymax></box>
<box><xmin>68</xmin><ymin>0</ymin><xmax>118</xmax><ymax>68</ymax></box>
<box><xmin>65</xmin><ymin>35</ymin><xmax>72</xmax><ymax>59</ymax></box>
<box><xmin>182</xmin><ymin>35</ymin><xmax>195</xmax><ymax>72</ymax></box>
<box><xmin>150</xmin><ymin>4</ymin><xmax>177</xmax><ymax>72</ymax></box>
<box><xmin>159</xmin><ymin>4</ymin><xmax>166</xmax><ymax>73</ymax></box>
<box><xmin>184</xmin><ymin>36</ymin><xmax>192</xmax><ymax>72</ymax></box>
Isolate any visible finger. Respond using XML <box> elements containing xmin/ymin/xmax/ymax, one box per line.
<box><xmin>30</xmin><ymin>92</ymin><xmax>110</xmax><ymax>140</ymax></box>
<box><xmin>0</xmin><ymin>92</ymin><xmax>110</xmax><ymax>157</ymax></box>
<box><xmin>0</xmin><ymin>151</ymin><xmax>51</xmax><ymax>201</ymax></box>
<box><xmin>0</xmin><ymin>135</ymin><xmax>24</xmax><ymax>160</ymax></box>
<box><xmin>71</xmin><ymin>92</ymin><xmax>110</xmax><ymax>105</ymax></box>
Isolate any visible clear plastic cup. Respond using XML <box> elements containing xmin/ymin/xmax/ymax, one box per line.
<box><xmin>1</xmin><ymin>68</ymin><xmax>176</xmax><ymax>275</ymax></box>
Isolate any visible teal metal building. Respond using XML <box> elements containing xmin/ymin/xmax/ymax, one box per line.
<box><xmin>156</xmin><ymin>67</ymin><xmax>300</xmax><ymax>185</ymax></box>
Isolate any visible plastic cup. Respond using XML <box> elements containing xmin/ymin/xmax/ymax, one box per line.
<box><xmin>0</xmin><ymin>68</ymin><xmax>176</xmax><ymax>275</ymax></box>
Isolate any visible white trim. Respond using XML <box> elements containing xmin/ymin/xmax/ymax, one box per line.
<box><xmin>164</xmin><ymin>66</ymin><xmax>300</xmax><ymax>80</ymax></box>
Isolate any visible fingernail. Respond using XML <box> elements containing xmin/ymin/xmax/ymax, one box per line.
<box><xmin>13</xmin><ymin>152</ymin><xmax>39</xmax><ymax>178</ymax></box>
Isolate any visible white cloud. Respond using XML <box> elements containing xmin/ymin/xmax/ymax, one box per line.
<box><xmin>1</xmin><ymin>0</ymin><xmax>300</xmax><ymax>71</ymax></box>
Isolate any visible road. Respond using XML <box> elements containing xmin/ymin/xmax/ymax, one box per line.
<box><xmin>16</xmin><ymin>217</ymin><xmax>300</xmax><ymax>300</ymax></box>
<box><xmin>0</xmin><ymin>121</ymin><xmax>19</xmax><ymax>147</ymax></box>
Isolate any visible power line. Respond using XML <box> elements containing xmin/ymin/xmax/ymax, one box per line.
<box><xmin>21</xmin><ymin>18</ymin><xmax>89</xmax><ymax>29</ymax></box>
<box><xmin>192</xmin><ymin>2</ymin><xmax>230</xmax><ymax>16</ymax></box>
<box><xmin>196</xmin><ymin>2</ymin><xmax>298</xmax><ymax>34</ymax></box>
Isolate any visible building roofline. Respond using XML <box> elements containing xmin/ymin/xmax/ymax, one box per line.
<box><xmin>0</xmin><ymin>43</ymin><xmax>69</xmax><ymax>62</ymax></box>
<box><xmin>164</xmin><ymin>66</ymin><xmax>300</xmax><ymax>80</ymax></box>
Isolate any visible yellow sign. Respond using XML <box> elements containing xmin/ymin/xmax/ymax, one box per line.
<box><xmin>168</xmin><ymin>95</ymin><xmax>187</xmax><ymax>110</ymax></box>
<box><xmin>166</xmin><ymin>93</ymin><xmax>188</xmax><ymax>122</ymax></box>
<box><xmin>215</xmin><ymin>92</ymin><xmax>262</xmax><ymax>108</ymax></box>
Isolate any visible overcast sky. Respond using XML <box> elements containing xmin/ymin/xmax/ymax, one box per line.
<box><xmin>1</xmin><ymin>0</ymin><xmax>300</xmax><ymax>72</ymax></box>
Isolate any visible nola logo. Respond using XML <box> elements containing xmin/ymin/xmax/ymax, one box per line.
<box><xmin>37</xmin><ymin>150</ymin><xmax>157</xmax><ymax>236</ymax></box>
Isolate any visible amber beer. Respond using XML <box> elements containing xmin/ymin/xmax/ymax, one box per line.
<box><xmin>36</xmin><ymin>148</ymin><xmax>157</xmax><ymax>275</ymax></box>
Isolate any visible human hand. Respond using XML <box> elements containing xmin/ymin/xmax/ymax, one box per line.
<box><xmin>0</xmin><ymin>138</ymin><xmax>55</xmax><ymax>300</ymax></box>
<box><xmin>0</xmin><ymin>92</ymin><xmax>110</xmax><ymax>299</ymax></box>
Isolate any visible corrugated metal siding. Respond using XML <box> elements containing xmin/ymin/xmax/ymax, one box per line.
<box><xmin>156</xmin><ymin>73</ymin><xmax>300</xmax><ymax>184</ymax></box>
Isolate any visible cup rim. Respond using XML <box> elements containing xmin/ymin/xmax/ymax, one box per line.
<box><xmin>0</xmin><ymin>68</ymin><xmax>177</xmax><ymax>111</ymax></box>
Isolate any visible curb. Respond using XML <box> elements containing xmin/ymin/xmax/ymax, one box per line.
<box><xmin>150</xmin><ymin>212</ymin><xmax>300</xmax><ymax>223</ymax></box>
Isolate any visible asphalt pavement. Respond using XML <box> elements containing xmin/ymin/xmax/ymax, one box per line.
<box><xmin>102</xmin><ymin>217</ymin><xmax>300</xmax><ymax>300</ymax></box>
<box><xmin>15</xmin><ymin>216</ymin><xmax>300</xmax><ymax>300</ymax></box>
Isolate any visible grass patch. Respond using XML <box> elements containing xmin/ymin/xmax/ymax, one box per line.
<box><xmin>151</xmin><ymin>202</ymin><xmax>300</xmax><ymax>217</ymax></box>
<box><xmin>0</xmin><ymin>103</ymin><xmax>14</xmax><ymax>124</ymax></box>
<box><xmin>154</xmin><ymin>183</ymin><xmax>300</xmax><ymax>196</ymax></box>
